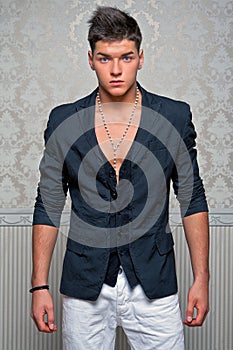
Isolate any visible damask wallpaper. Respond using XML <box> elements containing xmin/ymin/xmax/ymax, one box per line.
<box><xmin>0</xmin><ymin>0</ymin><xmax>232</xmax><ymax>209</ymax></box>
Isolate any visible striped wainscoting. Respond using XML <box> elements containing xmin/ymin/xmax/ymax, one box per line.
<box><xmin>175</xmin><ymin>225</ymin><xmax>233</xmax><ymax>350</ymax></box>
<box><xmin>0</xmin><ymin>213</ymin><xmax>232</xmax><ymax>350</ymax></box>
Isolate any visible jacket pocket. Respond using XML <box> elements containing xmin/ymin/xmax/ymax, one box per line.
<box><xmin>155</xmin><ymin>232</ymin><xmax>174</xmax><ymax>255</ymax></box>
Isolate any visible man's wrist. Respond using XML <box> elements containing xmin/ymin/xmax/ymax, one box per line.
<box><xmin>29</xmin><ymin>284</ymin><xmax>49</xmax><ymax>293</ymax></box>
<box><xmin>194</xmin><ymin>272</ymin><xmax>210</xmax><ymax>284</ymax></box>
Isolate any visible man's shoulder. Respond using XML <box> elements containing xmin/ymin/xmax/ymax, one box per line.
<box><xmin>141</xmin><ymin>85</ymin><xmax>190</xmax><ymax>113</ymax></box>
<box><xmin>140</xmin><ymin>85</ymin><xmax>192</xmax><ymax>136</ymax></box>
<box><xmin>48</xmin><ymin>89</ymin><xmax>97</xmax><ymax>127</ymax></box>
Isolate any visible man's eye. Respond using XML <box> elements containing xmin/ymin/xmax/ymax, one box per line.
<box><xmin>100</xmin><ymin>57</ymin><xmax>109</xmax><ymax>63</ymax></box>
<box><xmin>123</xmin><ymin>57</ymin><xmax>132</xmax><ymax>62</ymax></box>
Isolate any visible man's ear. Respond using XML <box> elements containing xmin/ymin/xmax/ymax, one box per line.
<box><xmin>138</xmin><ymin>49</ymin><xmax>144</xmax><ymax>70</ymax></box>
<box><xmin>88</xmin><ymin>50</ymin><xmax>95</xmax><ymax>70</ymax></box>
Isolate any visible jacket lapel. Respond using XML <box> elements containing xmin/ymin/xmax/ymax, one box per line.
<box><xmin>75</xmin><ymin>88</ymin><xmax>105</xmax><ymax>164</ymax></box>
<box><xmin>128</xmin><ymin>83</ymin><xmax>162</xmax><ymax>163</ymax></box>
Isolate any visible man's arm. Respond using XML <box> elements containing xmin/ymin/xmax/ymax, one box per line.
<box><xmin>182</xmin><ymin>211</ymin><xmax>210</xmax><ymax>327</ymax></box>
<box><xmin>30</xmin><ymin>224</ymin><xmax>58</xmax><ymax>333</ymax></box>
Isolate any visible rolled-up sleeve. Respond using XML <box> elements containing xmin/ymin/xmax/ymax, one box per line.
<box><xmin>172</xmin><ymin>106</ymin><xmax>208</xmax><ymax>217</ymax></box>
<box><xmin>33</xmin><ymin>110</ymin><xmax>68</xmax><ymax>227</ymax></box>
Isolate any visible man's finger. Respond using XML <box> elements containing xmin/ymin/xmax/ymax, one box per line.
<box><xmin>46</xmin><ymin>304</ymin><xmax>57</xmax><ymax>332</ymax></box>
<box><xmin>184</xmin><ymin>298</ymin><xmax>195</xmax><ymax>324</ymax></box>
<box><xmin>32</xmin><ymin>312</ymin><xmax>51</xmax><ymax>333</ymax></box>
<box><xmin>184</xmin><ymin>306</ymin><xmax>208</xmax><ymax>327</ymax></box>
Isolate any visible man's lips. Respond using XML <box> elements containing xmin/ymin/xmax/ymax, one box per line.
<box><xmin>109</xmin><ymin>80</ymin><xmax>124</xmax><ymax>85</ymax></box>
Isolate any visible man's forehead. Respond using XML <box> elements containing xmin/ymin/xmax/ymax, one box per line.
<box><xmin>94</xmin><ymin>39</ymin><xmax>137</xmax><ymax>55</ymax></box>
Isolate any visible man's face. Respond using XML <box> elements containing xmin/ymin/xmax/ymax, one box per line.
<box><xmin>88</xmin><ymin>39</ymin><xmax>144</xmax><ymax>102</ymax></box>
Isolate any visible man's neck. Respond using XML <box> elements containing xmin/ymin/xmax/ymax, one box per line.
<box><xmin>98</xmin><ymin>84</ymin><xmax>139</xmax><ymax>104</ymax></box>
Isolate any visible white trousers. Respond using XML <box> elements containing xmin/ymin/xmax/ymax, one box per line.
<box><xmin>62</xmin><ymin>268</ymin><xmax>184</xmax><ymax>350</ymax></box>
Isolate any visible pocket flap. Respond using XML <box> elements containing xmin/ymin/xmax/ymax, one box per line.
<box><xmin>66</xmin><ymin>238</ymin><xmax>85</xmax><ymax>255</ymax></box>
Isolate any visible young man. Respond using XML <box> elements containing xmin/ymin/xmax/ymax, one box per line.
<box><xmin>30</xmin><ymin>6</ymin><xmax>209</xmax><ymax>350</ymax></box>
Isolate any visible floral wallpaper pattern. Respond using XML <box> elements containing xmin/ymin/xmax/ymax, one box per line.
<box><xmin>0</xmin><ymin>0</ymin><xmax>232</xmax><ymax>209</ymax></box>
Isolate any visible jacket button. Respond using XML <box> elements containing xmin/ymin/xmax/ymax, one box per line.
<box><xmin>111</xmin><ymin>190</ymin><xmax>117</xmax><ymax>199</ymax></box>
<box><xmin>109</xmin><ymin>170</ymin><xmax>115</xmax><ymax>178</ymax></box>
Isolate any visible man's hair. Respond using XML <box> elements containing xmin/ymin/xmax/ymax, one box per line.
<box><xmin>88</xmin><ymin>6</ymin><xmax>142</xmax><ymax>52</ymax></box>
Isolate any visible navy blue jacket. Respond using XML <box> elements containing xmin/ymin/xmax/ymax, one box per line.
<box><xmin>33</xmin><ymin>84</ymin><xmax>208</xmax><ymax>300</ymax></box>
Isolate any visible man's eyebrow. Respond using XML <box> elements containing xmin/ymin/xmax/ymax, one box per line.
<box><xmin>96</xmin><ymin>51</ymin><xmax>135</xmax><ymax>57</ymax></box>
<box><xmin>121</xmin><ymin>51</ymin><xmax>135</xmax><ymax>56</ymax></box>
<box><xmin>96</xmin><ymin>52</ymin><xmax>111</xmax><ymax>57</ymax></box>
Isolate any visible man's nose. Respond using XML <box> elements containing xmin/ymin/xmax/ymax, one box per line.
<box><xmin>111</xmin><ymin>60</ymin><xmax>122</xmax><ymax>76</ymax></box>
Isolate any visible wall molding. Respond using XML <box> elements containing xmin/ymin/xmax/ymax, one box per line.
<box><xmin>0</xmin><ymin>208</ymin><xmax>232</xmax><ymax>227</ymax></box>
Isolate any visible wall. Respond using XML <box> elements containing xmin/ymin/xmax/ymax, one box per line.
<box><xmin>0</xmin><ymin>0</ymin><xmax>232</xmax><ymax>208</ymax></box>
<box><xmin>0</xmin><ymin>0</ymin><xmax>232</xmax><ymax>349</ymax></box>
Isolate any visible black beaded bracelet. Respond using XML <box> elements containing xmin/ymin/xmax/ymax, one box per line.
<box><xmin>29</xmin><ymin>285</ymin><xmax>49</xmax><ymax>293</ymax></box>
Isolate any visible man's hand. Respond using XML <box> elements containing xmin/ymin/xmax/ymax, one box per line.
<box><xmin>183</xmin><ymin>279</ymin><xmax>209</xmax><ymax>327</ymax></box>
<box><xmin>31</xmin><ymin>290</ymin><xmax>57</xmax><ymax>333</ymax></box>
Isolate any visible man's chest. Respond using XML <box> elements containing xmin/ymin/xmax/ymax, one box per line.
<box><xmin>94</xmin><ymin>104</ymin><xmax>141</xmax><ymax>179</ymax></box>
